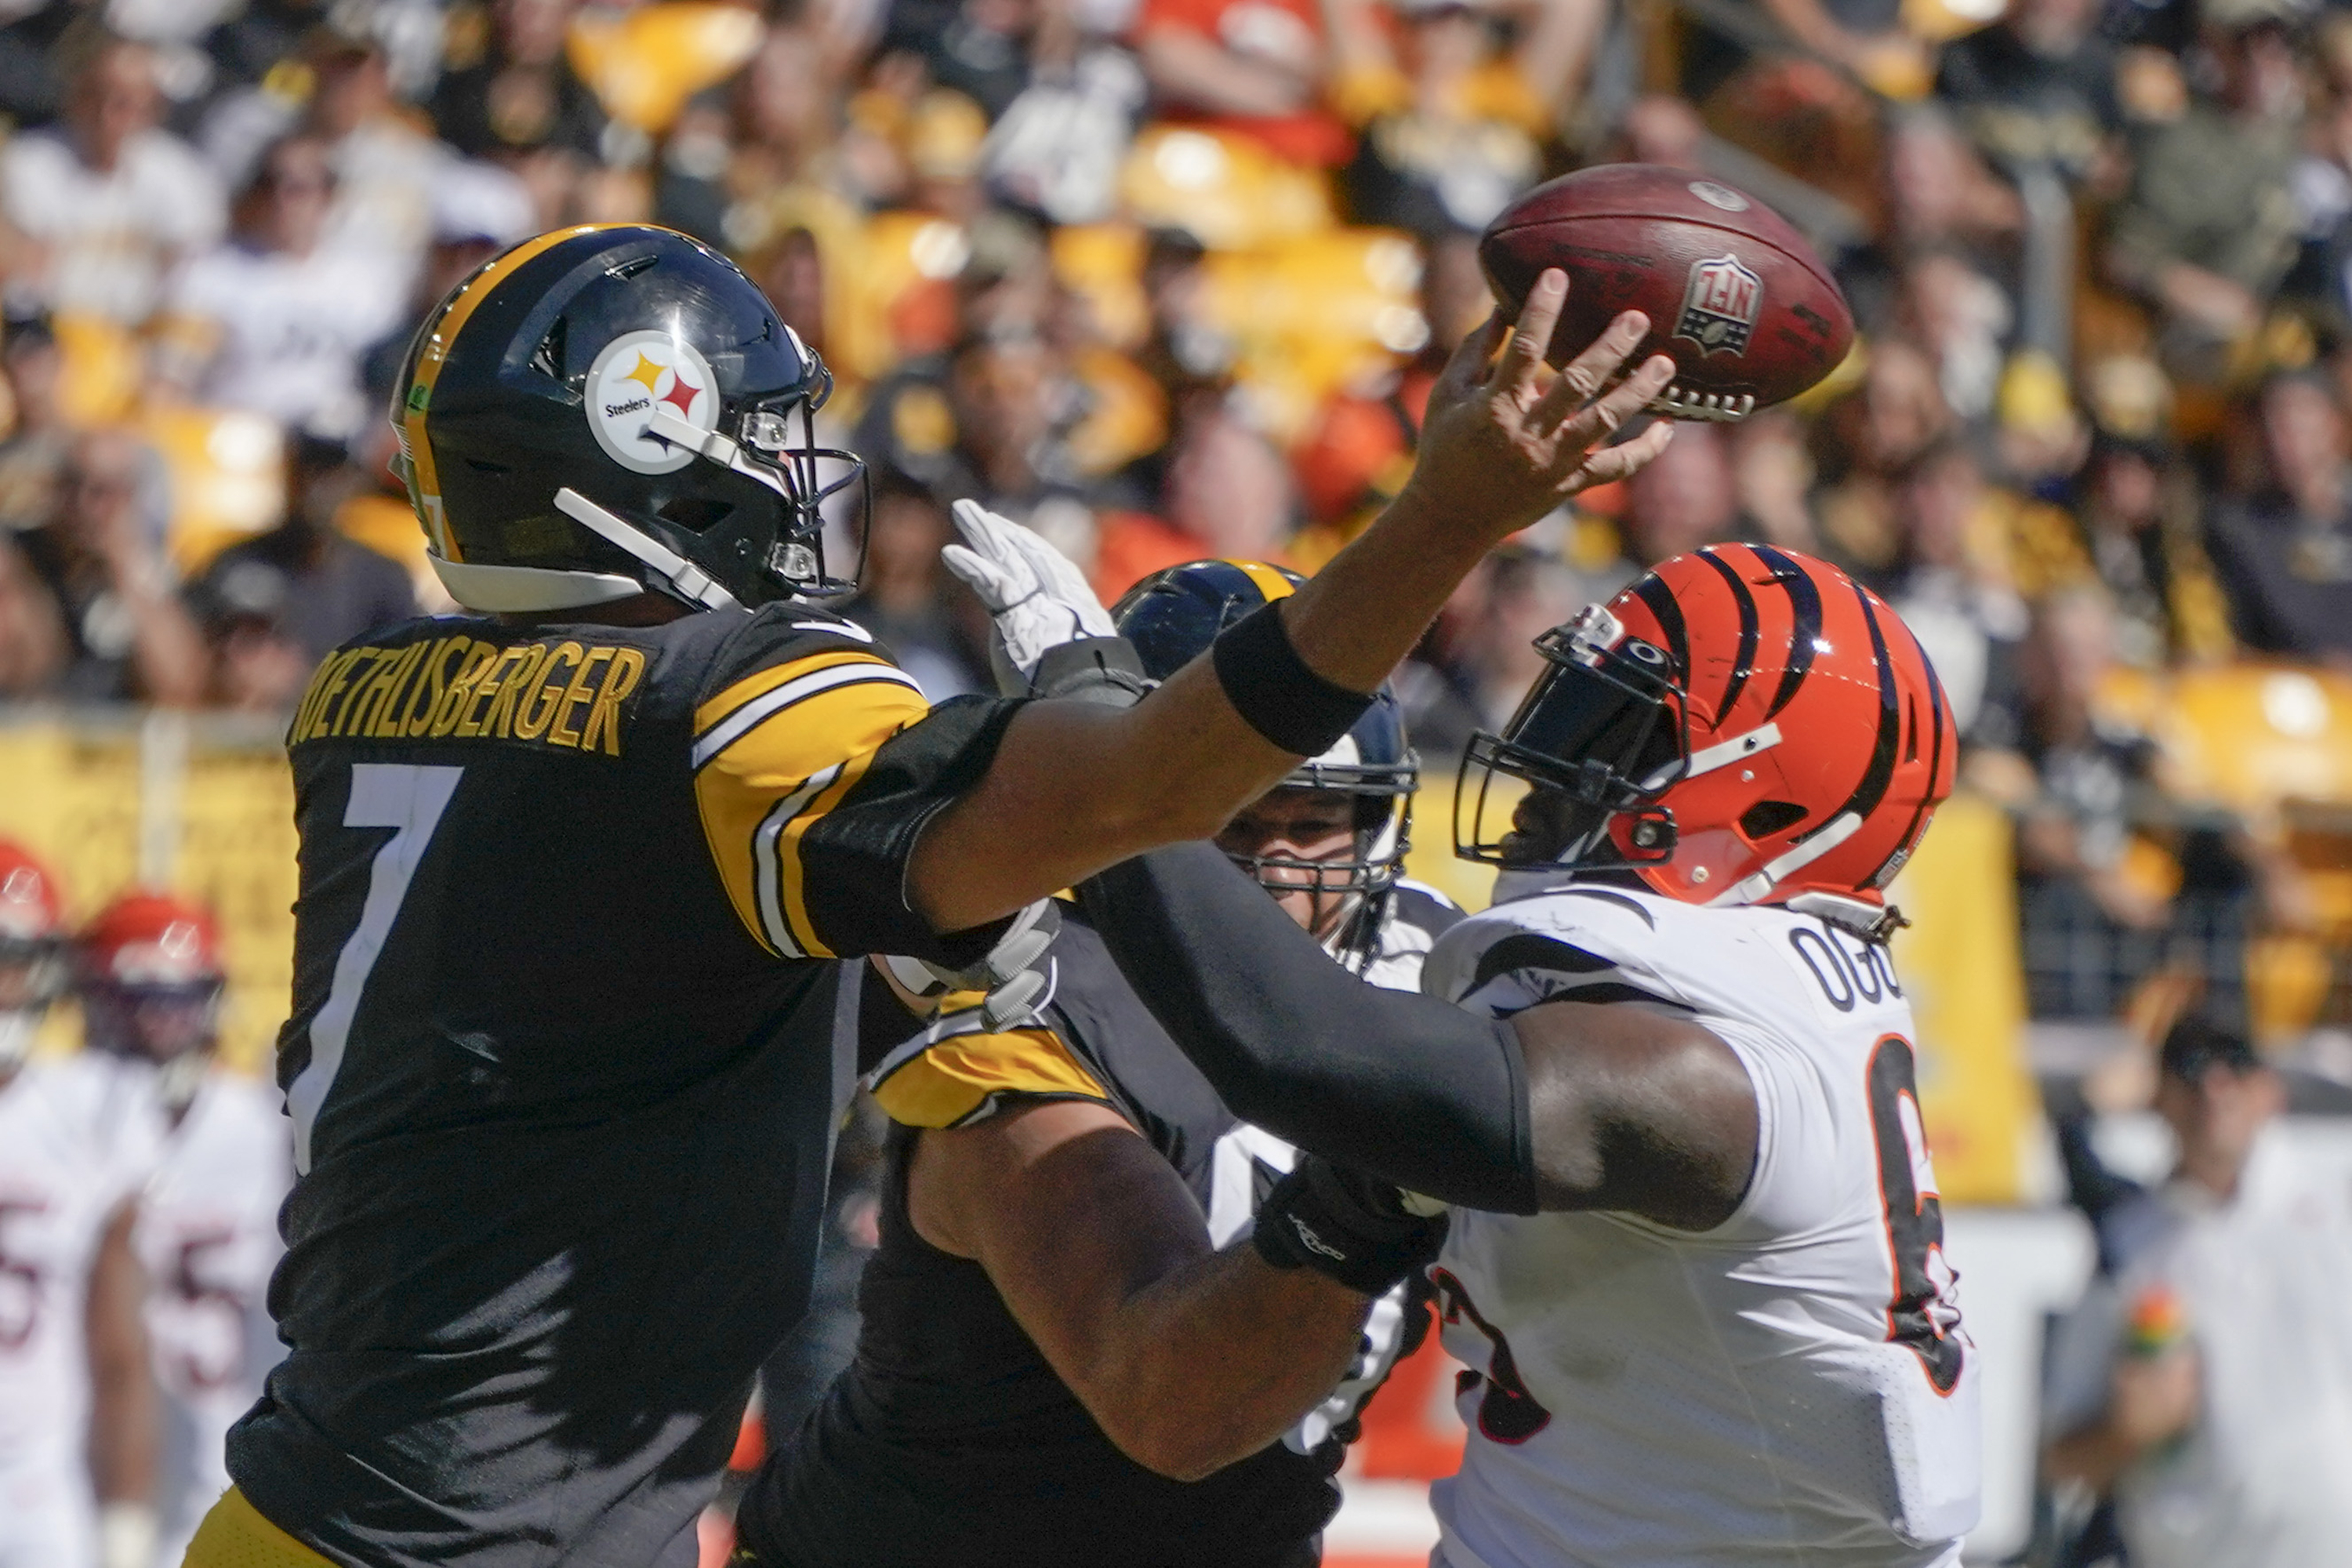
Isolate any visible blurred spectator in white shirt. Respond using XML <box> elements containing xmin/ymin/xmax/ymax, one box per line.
<box><xmin>2044</xmin><ymin>1017</ymin><xmax>2352</xmax><ymax>1568</ymax></box>
<box><xmin>0</xmin><ymin>32</ymin><xmax>225</xmax><ymax>325</ymax></box>
<box><xmin>203</xmin><ymin>24</ymin><xmax>449</xmax><ymax>292</ymax></box>
<box><xmin>153</xmin><ymin>134</ymin><xmax>408</xmax><ymax>444</ymax></box>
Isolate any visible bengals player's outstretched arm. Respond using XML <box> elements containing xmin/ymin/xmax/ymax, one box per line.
<box><xmin>1080</xmin><ymin>844</ymin><xmax>1758</xmax><ymax>1225</ymax></box>
<box><xmin>908</xmin><ymin>273</ymin><xmax>1675</xmax><ymax>935</ymax></box>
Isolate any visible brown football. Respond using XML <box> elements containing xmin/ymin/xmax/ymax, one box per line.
<box><xmin>1479</xmin><ymin>164</ymin><xmax>1854</xmax><ymax>423</ymax></box>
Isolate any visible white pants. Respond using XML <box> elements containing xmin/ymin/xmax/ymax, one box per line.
<box><xmin>0</xmin><ymin>1457</ymin><xmax>96</xmax><ymax>1568</ymax></box>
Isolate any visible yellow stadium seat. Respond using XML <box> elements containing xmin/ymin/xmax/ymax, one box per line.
<box><xmin>2149</xmin><ymin>663</ymin><xmax>2352</xmax><ymax>813</ymax></box>
<box><xmin>1118</xmin><ymin>125</ymin><xmax>1335</xmax><ymax>252</ymax></box>
<box><xmin>566</xmin><ymin>2</ymin><xmax>765</xmax><ymax>135</ymax></box>
<box><xmin>53</xmin><ymin>312</ymin><xmax>143</xmax><ymax>428</ymax></box>
<box><xmin>1050</xmin><ymin>223</ymin><xmax>1151</xmax><ymax>350</ymax></box>
<box><xmin>143</xmin><ymin>405</ymin><xmax>285</xmax><ymax>573</ymax></box>
<box><xmin>1202</xmin><ymin>230</ymin><xmax>1425</xmax><ymax>444</ymax></box>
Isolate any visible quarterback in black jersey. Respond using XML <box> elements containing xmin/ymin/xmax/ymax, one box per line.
<box><xmin>186</xmin><ymin>227</ymin><xmax>1676</xmax><ymax>1568</ymax></box>
<box><xmin>731</xmin><ymin>562</ymin><xmax>1461</xmax><ymax>1568</ymax></box>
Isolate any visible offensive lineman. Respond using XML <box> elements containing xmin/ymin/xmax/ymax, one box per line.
<box><xmin>731</xmin><ymin>561</ymin><xmax>1459</xmax><ymax>1566</ymax></box>
<box><xmin>964</xmin><ymin>539</ymin><xmax>1984</xmax><ymax>1566</ymax></box>
<box><xmin>189</xmin><ymin>227</ymin><xmax>1676</xmax><ymax>1568</ymax></box>
<box><xmin>0</xmin><ymin>847</ymin><xmax>162</xmax><ymax>1568</ymax></box>
<box><xmin>71</xmin><ymin>894</ymin><xmax>289</xmax><ymax>1568</ymax></box>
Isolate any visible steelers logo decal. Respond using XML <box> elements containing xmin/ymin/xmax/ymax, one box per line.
<box><xmin>585</xmin><ymin>329</ymin><xmax>720</xmax><ymax>475</ymax></box>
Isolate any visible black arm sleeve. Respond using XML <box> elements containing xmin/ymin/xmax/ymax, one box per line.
<box><xmin>1079</xmin><ymin>844</ymin><xmax>1538</xmax><ymax>1214</ymax></box>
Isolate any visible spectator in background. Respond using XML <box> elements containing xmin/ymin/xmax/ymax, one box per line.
<box><xmin>0</xmin><ymin>310</ymin><xmax>74</xmax><ymax>535</ymax></box>
<box><xmin>837</xmin><ymin>470</ymin><xmax>987</xmax><ymax>699</ymax></box>
<box><xmin>2004</xmin><ymin>586</ymin><xmax>2292</xmax><ymax>1029</ymax></box>
<box><xmin>2044</xmin><ymin>1017</ymin><xmax>2352</xmax><ymax>1568</ymax></box>
<box><xmin>0</xmin><ymin>533</ymin><xmax>66</xmax><ymax>699</ymax></box>
<box><xmin>2069</xmin><ymin>358</ymin><xmax>2238</xmax><ymax>667</ymax></box>
<box><xmin>154</xmin><ymin>133</ymin><xmax>408</xmax><ymax>444</ymax></box>
<box><xmin>360</xmin><ymin>158</ymin><xmax>539</xmax><ymax>422</ymax></box>
<box><xmin>187</xmin><ymin>434</ymin><xmax>416</xmax><ymax>713</ymax></box>
<box><xmin>0</xmin><ymin>31</ymin><xmax>224</xmax><ymax>325</ymax></box>
<box><xmin>1612</xmin><ymin>419</ymin><xmax>1738</xmax><ymax>579</ymax></box>
<box><xmin>432</xmin><ymin>0</ymin><xmax>605</xmax><ymax>165</ymax></box>
<box><xmin>2106</xmin><ymin>0</ymin><xmax>2307</xmax><ymax>382</ymax></box>
<box><xmin>1936</xmin><ymin>0</ymin><xmax>2123</xmax><ymax>191</ymax></box>
<box><xmin>14</xmin><ymin>429</ymin><xmax>205</xmax><ymax>706</ymax></box>
<box><xmin>1330</xmin><ymin>0</ymin><xmax>1606</xmax><ymax>238</ymax></box>
<box><xmin>1879</xmin><ymin>439</ymin><xmax>2027</xmax><ymax>743</ymax></box>
<box><xmin>2206</xmin><ymin>369</ymin><xmax>2352</xmax><ymax>665</ymax></box>
<box><xmin>1134</xmin><ymin>0</ymin><xmax>1348</xmax><ymax>166</ymax></box>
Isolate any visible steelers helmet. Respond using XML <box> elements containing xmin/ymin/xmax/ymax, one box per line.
<box><xmin>1112</xmin><ymin>559</ymin><xmax>1416</xmax><ymax>971</ymax></box>
<box><xmin>392</xmin><ymin>224</ymin><xmax>863</xmax><ymax>614</ymax></box>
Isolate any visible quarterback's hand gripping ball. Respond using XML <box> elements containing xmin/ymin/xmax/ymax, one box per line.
<box><xmin>940</xmin><ymin>500</ymin><xmax>1117</xmax><ymax>695</ymax></box>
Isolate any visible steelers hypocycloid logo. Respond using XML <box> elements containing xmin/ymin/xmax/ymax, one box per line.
<box><xmin>586</xmin><ymin>329</ymin><xmax>720</xmax><ymax>475</ymax></box>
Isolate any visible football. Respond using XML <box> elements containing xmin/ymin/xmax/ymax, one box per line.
<box><xmin>1479</xmin><ymin>164</ymin><xmax>1855</xmax><ymax>423</ymax></box>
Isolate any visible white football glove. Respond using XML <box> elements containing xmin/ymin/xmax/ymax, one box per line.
<box><xmin>940</xmin><ymin>499</ymin><xmax>1116</xmax><ymax>692</ymax></box>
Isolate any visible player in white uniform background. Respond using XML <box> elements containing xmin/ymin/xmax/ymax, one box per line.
<box><xmin>74</xmin><ymin>893</ymin><xmax>289</xmax><ymax>1568</ymax></box>
<box><xmin>0</xmin><ymin>844</ymin><xmax>162</xmax><ymax>1568</ymax></box>
<box><xmin>979</xmin><ymin>539</ymin><xmax>1984</xmax><ymax>1567</ymax></box>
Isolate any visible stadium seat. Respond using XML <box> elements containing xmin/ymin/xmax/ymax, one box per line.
<box><xmin>52</xmin><ymin>312</ymin><xmax>143</xmax><ymax>428</ymax></box>
<box><xmin>1118</xmin><ymin>125</ymin><xmax>1336</xmax><ymax>252</ymax></box>
<box><xmin>1050</xmin><ymin>223</ymin><xmax>1151</xmax><ymax>350</ymax></box>
<box><xmin>143</xmin><ymin>405</ymin><xmax>285</xmax><ymax>573</ymax></box>
<box><xmin>1201</xmin><ymin>230</ymin><xmax>1425</xmax><ymax>442</ymax></box>
<box><xmin>566</xmin><ymin>2</ymin><xmax>766</xmax><ymax>134</ymax></box>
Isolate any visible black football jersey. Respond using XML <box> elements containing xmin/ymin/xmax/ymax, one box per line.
<box><xmin>733</xmin><ymin>886</ymin><xmax>1462</xmax><ymax>1568</ymax></box>
<box><xmin>232</xmin><ymin>602</ymin><xmax>1020</xmax><ymax>1568</ymax></box>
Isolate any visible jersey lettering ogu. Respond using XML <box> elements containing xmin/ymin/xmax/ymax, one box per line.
<box><xmin>0</xmin><ymin>1054</ymin><xmax>161</xmax><ymax>1564</ymax></box>
<box><xmin>240</xmin><ymin>603</ymin><xmax>1019</xmax><ymax>1568</ymax></box>
<box><xmin>1420</xmin><ymin>877</ymin><xmax>1980</xmax><ymax>1568</ymax></box>
<box><xmin>136</xmin><ymin>1073</ymin><xmax>290</xmax><ymax>1568</ymax></box>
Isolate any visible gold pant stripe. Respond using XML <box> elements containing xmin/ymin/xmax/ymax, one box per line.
<box><xmin>181</xmin><ymin>1487</ymin><xmax>336</xmax><ymax>1568</ymax></box>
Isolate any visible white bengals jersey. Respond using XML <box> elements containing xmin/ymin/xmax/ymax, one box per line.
<box><xmin>1207</xmin><ymin>880</ymin><xmax>1462</xmax><ymax>1453</ymax></box>
<box><xmin>0</xmin><ymin>1054</ymin><xmax>163</xmax><ymax>1566</ymax></box>
<box><xmin>1421</xmin><ymin>876</ymin><xmax>1980</xmax><ymax>1568</ymax></box>
<box><xmin>136</xmin><ymin>1072</ymin><xmax>289</xmax><ymax>1568</ymax></box>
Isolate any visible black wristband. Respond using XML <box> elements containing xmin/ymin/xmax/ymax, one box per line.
<box><xmin>1211</xmin><ymin>602</ymin><xmax>1376</xmax><ymax>757</ymax></box>
<box><xmin>1252</xmin><ymin>1156</ymin><xmax>1449</xmax><ymax>1295</ymax></box>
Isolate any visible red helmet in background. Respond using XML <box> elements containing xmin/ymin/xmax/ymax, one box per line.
<box><xmin>77</xmin><ymin>891</ymin><xmax>226</xmax><ymax>1100</ymax></box>
<box><xmin>0</xmin><ymin>842</ymin><xmax>68</xmax><ymax>1069</ymax></box>
<box><xmin>1457</xmin><ymin>544</ymin><xmax>1957</xmax><ymax>929</ymax></box>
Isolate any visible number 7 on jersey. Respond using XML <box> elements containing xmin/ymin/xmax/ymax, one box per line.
<box><xmin>288</xmin><ymin>764</ymin><xmax>463</xmax><ymax>1173</ymax></box>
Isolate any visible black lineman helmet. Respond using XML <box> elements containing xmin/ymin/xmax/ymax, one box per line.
<box><xmin>1112</xmin><ymin>559</ymin><xmax>1416</xmax><ymax>970</ymax></box>
<box><xmin>393</xmin><ymin>224</ymin><xmax>864</xmax><ymax>614</ymax></box>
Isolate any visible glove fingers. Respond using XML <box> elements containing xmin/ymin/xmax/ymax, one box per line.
<box><xmin>939</xmin><ymin>545</ymin><xmax>1022</xmax><ymax>610</ymax></box>
<box><xmin>949</xmin><ymin>498</ymin><xmax>1022</xmax><ymax>562</ymax></box>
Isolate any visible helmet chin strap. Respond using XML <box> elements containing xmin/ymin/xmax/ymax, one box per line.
<box><xmin>1709</xmin><ymin>811</ymin><xmax>1862</xmax><ymax>907</ymax></box>
<box><xmin>553</xmin><ymin>488</ymin><xmax>742</xmax><ymax>612</ymax></box>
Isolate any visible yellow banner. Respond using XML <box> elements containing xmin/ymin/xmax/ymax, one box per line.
<box><xmin>0</xmin><ymin>715</ymin><xmax>295</xmax><ymax>1076</ymax></box>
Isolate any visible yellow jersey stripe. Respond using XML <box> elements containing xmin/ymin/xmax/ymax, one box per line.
<box><xmin>774</xmin><ymin>747</ymin><xmax>879</xmax><ymax>956</ymax></box>
<box><xmin>869</xmin><ymin>1026</ymin><xmax>1112</xmax><ymax>1129</ymax></box>
<box><xmin>183</xmin><ymin>1487</ymin><xmax>338</xmax><ymax>1568</ymax></box>
<box><xmin>692</xmin><ymin>654</ymin><xmax>920</xmax><ymax>769</ymax></box>
<box><xmin>402</xmin><ymin>225</ymin><xmax>612</xmax><ymax>561</ymax></box>
<box><xmin>692</xmin><ymin>675</ymin><xmax>930</xmax><ymax>956</ymax></box>
<box><xmin>1225</xmin><ymin>558</ymin><xmax>1298</xmax><ymax>603</ymax></box>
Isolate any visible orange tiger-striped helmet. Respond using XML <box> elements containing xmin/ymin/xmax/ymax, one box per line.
<box><xmin>1456</xmin><ymin>544</ymin><xmax>1956</xmax><ymax>921</ymax></box>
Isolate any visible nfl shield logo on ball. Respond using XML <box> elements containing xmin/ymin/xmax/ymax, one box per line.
<box><xmin>1675</xmin><ymin>255</ymin><xmax>1763</xmax><ymax>356</ymax></box>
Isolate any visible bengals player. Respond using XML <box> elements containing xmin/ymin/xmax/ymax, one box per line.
<box><xmin>0</xmin><ymin>848</ymin><xmax>162</xmax><ymax>1568</ymax></box>
<box><xmin>181</xmin><ymin>230</ymin><xmax>1677</xmax><ymax>1568</ymax></box>
<box><xmin>969</xmin><ymin>542</ymin><xmax>1983</xmax><ymax>1566</ymax></box>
